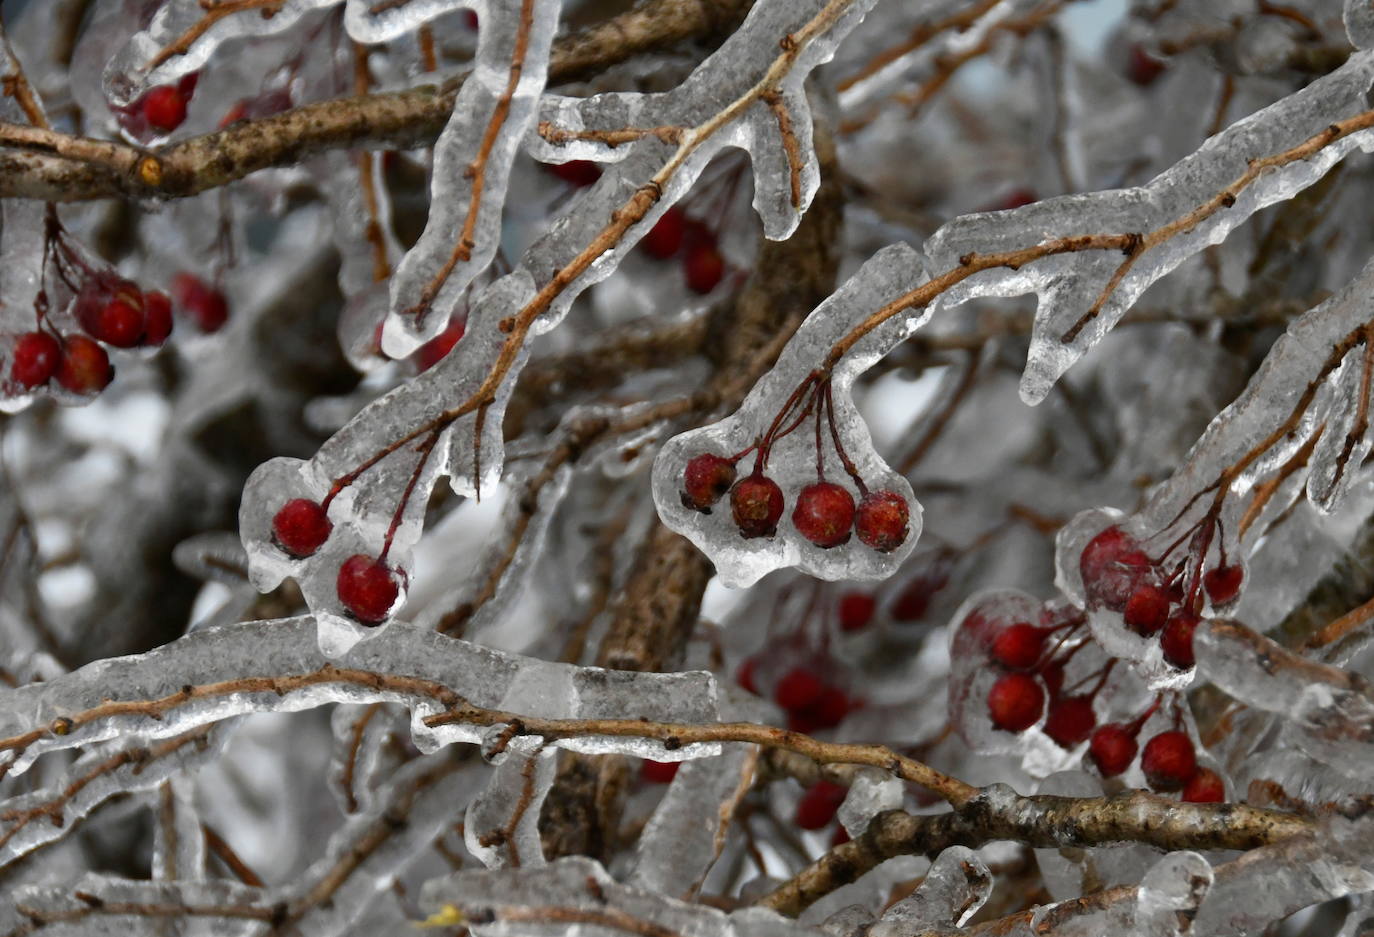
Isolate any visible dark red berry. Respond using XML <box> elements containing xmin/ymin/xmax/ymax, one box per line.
<box><xmin>143</xmin><ymin>291</ymin><xmax>173</xmax><ymax>346</ymax></box>
<box><xmin>1043</xmin><ymin>696</ymin><xmax>1097</xmax><ymax>748</ymax></box>
<box><xmin>1141</xmin><ymin>731</ymin><xmax>1197</xmax><ymax>791</ymax></box>
<box><xmin>272</xmin><ymin>499</ymin><xmax>333</xmax><ymax>558</ymax></box>
<box><xmin>1123</xmin><ymin>582</ymin><xmax>1171</xmax><ymax>636</ymax></box>
<box><xmin>90</xmin><ymin>294</ymin><xmax>146</xmax><ymax>348</ymax></box>
<box><xmin>1039</xmin><ymin>662</ymin><xmax>1066</xmax><ymax>700</ymax></box>
<box><xmin>414</xmin><ymin>317</ymin><xmax>466</xmax><ymax>371</ymax></box>
<box><xmin>1160</xmin><ymin>610</ymin><xmax>1199</xmax><ymax>669</ymax></box>
<box><xmin>831</xmin><ymin>825</ymin><xmax>851</xmax><ymax>847</ymax></box>
<box><xmin>171</xmin><ymin>273</ymin><xmax>229</xmax><ymax>333</ymax></box>
<box><xmin>855</xmin><ymin>490</ymin><xmax>910</xmax><ymax>552</ymax></box>
<box><xmin>642</xmin><ymin>206</ymin><xmax>686</xmax><ymax>259</ymax></box>
<box><xmin>336</xmin><ymin>554</ymin><xmax>400</xmax><ymax>624</ymax></box>
<box><xmin>681</xmin><ymin>453</ymin><xmax>737</xmax><ymax>512</ymax></box>
<box><xmin>837</xmin><ymin>592</ymin><xmax>875</xmax><ymax>632</ymax></box>
<box><xmin>1127</xmin><ymin>44</ymin><xmax>1166</xmax><ymax>86</ymax></box>
<box><xmin>794</xmin><ymin>781</ymin><xmax>846</xmax><ymax>830</ymax></box>
<box><xmin>463</xmin><ymin>9</ymin><xmax>478</xmax><ymax>29</ymax></box>
<box><xmin>1181</xmin><ymin>767</ymin><xmax>1224</xmax><ymax>803</ymax></box>
<box><xmin>774</xmin><ymin>666</ymin><xmax>824</xmax><ymax>711</ymax></box>
<box><xmin>989</xmin><ymin>622</ymin><xmax>1044</xmax><ymax>671</ymax></box>
<box><xmin>999</xmin><ymin>188</ymin><xmax>1037</xmax><ymax>209</ymax></box>
<box><xmin>1088</xmin><ymin>724</ymin><xmax>1138</xmax><ymax>777</ymax></box>
<box><xmin>736</xmin><ymin>657</ymin><xmax>759</xmax><ymax>695</ymax></box>
<box><xmin>684</xmin><ymin>241</ymin><xmax>725</xmax><ymax>294</ymax></box>
<box><xmin>730</xmin><ymin>473</ymin><xmax>784</xmax><ymax>538</ymax></box>
<box><xmin>987</xmin><ymin>672</ymin><xmax>1045</xmax><ymax>732</ymax></box>
<box><xmin>1203</xmin><ymin>565</ymin><xmax>1244</xmax><ymax>605</ymax></box>
<box><xmin>890</xmin><ymin>562</ymin><xmax>951</xmax><ymax>622</ymax></box>
<box><xmin>545</xmin><ymin>159</ymin><xmax>601</xmax><ymax>187</ymax></box>
<box><xmin>792</xmin><ymin>482</ymin><xmax>855</xmax><ymax>549</ymax></box>
<box><xmin>806</xmin><ymin>685</ymin><xmax>853</xmax><ymax>730</ymax></box>
<box><xmin>1080</xmin><ymin>526</ymin><xmax>1156</xmax><ymax>611</ymax></box>
<box><xmin>640</xmin><ymin>759</ymin><xmax>680</xmax><ymax>784</ymax></box>
<box><xmin>142</xmin><ymin>84</ymin><xmax>189</xmax><ymax>133</ymax></box>
<box><xmin>55</xmin><ymin>336</ymin><xmax>113</xmax><ymax>395</ymax></box>
<box><xmin>10</xmin><ymin>331</ymin><xmax>61</xmax><ymax>388</ymax></box>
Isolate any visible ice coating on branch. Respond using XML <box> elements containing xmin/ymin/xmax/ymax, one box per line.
<box><xmin>328</xmin><ymin>703</ymin><xmax>402</xmax><ymax>815</ymax></box>
<box><xmin>869</xmin><ymin>847</ymin><xmax>991</xmax><ymax>935</ymax></box>
<box><xmin>837</xmin><ymin>769</ymin><xmax>902</xmax><ymax>839</ymax></box>
<box><xmin>464</xmin><ymin>736</ymin><xmax>556</xmax><ymax>869</ymax></box>
<box><xmin>7</xmin><ymin>875</ymin><xmax>269</xmax><ymax>937</ymax></box>
<box><xmin>654</xmin><ymin>245</ymin><xmax>925</xmax><ymax>587</ymax></box>
<box><xmin>345</xmin><ymin>0</ymin><xmax>474</xmax><ymax>43</ymax></box>
<box><xmin>1348</xmin><ymin>0</ymin><xmax>1374</xmax><ymax>48</ymax></box>
<box><xmin>151</xmin><ymin>775</ymin><xmax>206</xmax><ymax>881</ymax></box>
<box><xmin>0</xmin><ymin>617</ymin><xmax>719</xmax><ymax>777</ymax></box>
<box><xmin>922</xmin><ymin>50</ymin><xmax>1374</xmax><ymax>405</ymax></box>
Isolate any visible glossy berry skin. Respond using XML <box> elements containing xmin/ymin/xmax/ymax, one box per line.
<box><xmin>10</xmin><ymin>332</ymin><xmax>61</xmax><ymax>388</ymax></box>
<box><xmin>1088</xmin><ymin>724</ymin><xmax>1138</xmax><ymax>777</ymax></box>
<box><xmin>837</xmin><ymin>592</ymin><xmax>876</xmax><ymax>632</ymax></box>
<box><xmin>142</xmin><ymin>84</ymin><xmax>189</xmax><ymax>133</ymax></box>
<box><xmin>987</xmin><ymin>672</ymin><xmax>1045</xmax><ymax>732</ymax></box>
<box><xmin>1160</xmin><ymin>610</ymin><xmax>1199</xmax><ymax>669</ymax></box>
<box><xmin>91</xmin><ymin>294</ymin><xmax>146</xmax><ymax>348</ymax></box>
<box><xmin>855</xmin><ymin>490</ymin><xmax>910</xmax><ymax>552</ymax></box>
<box><xmin>1141</xmin><ymin>731</ymin><xmax>1197</xmax><ymax>792</ymax></box>
<box><xmin>272</xmin><ymin>499</ymin><xmax>333</xmax><ymax>558</ymax></box>
<box><xmin>1182</xmin><ymin>767</ymin><xmax>1225</xmax><ymax>803</ymax></box>
<box><xmin>1043</xmin><ymin>696</ymin><xmax>1097</xmax><ymax>748</ymax></box>
<box><xmin>1123</xmin><ymin>582</ymin><xmax>1171</xmax><ymax>635</ymax></box>
<box><xmin>1128</xmin><ymin>45</ymin><xmax>1167</xmax><ymax>86</ymax></box>
<box><xmin>989</xmin><ymin>622</ymin><xmax>1044</xmax><ymax>671</ymax></box>
<box><xmin>792</xmin><ymin>482</ymin><xmax>855</xmax><ymax>549</ymax></box>
<box><xmin>171</xmin><ymin>273</ymin><xmax>229</xmax><ymax>333</ymax></box>
<box><xmin>681</xmin><ymin>454</ymin><xmax>737</xmax><ymax>512</ymax></box>
<box><xmin>143</xmin><ymin>291</ymin><xmax>173</xmax><ymax>346</ymax></box>
<box><xmin>642</xmin><ymin>206</ymin><xmax>686</xmax><ymax>259</ymax></box>
<box><xmin>794</xmin><ymin>781</ymin><xmax>847</xmax><ymax>830</ymax></box>
<box><xmin>1080</xmin><ymin>526</ymin><xmax>1155</xmax><ymax>611</ymax></box>
<box><xmin>684</xmin><ymin>241</ymin><xmax>725</xmax><ymax>294</ymax></box>
<box><xmin>640</xmin><ymin>759</ymin><xmax>680</xmax><ymax>784</ymax></box>
<box><xmin>55</xmin><ymin>336</ymin><xmax>113</xmax><ymax>395</ymax></box>
<box><xmin>414</xmin><ymin>317</ymin><xmax>466</xmax><ymax>371</ymax></box>
<box><xmin>1203</xmin><ymin>565</ymin><xmax>1244</xmax><ymax>605</ymax></box>
<box><xmin>730</xmin><ymin>473</ymin><xmax>784</xmax><ymax>538</ymax></box>
<box><xmin>774</xmin><ymin>666</ymin><xmax>824</xmax><ymax>711</ymax></box>
<box><xmin>336</xmin><ymin>554</ymin><xmax>400</xmax><ymax>624</ymax></box>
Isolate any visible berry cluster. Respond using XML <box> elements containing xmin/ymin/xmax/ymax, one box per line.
<box><xmin>1088</xmin><ymin>714</ymin><xmax>1223</xmax><ymax>803</ymax></box>
<box><xmin>793</xmin><ymin>779</ymin><xmax>849</xmax><ymax>844</ymax></box>
<box><xmin>737</xmin><ymin>655</ymin><xmax>861</xmax><ymax>735</ymax></box>
<box><xmin>640</xmin><ymin>206</ymin><xmax>727</xmax><ymax>295</ymax></box>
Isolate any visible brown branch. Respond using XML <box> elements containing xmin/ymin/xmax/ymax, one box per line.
<box><xmin>147</xmin><ymin>0</ymin><xmax>286</xmax><ymax>70</ymax></box>
<box><xmin>202</xmin><ymin>823</ymin><xmax>266</xmax><ymax>887</ymax></box>
<box><xmin>352</xmin><ymin>41</ymin><xmax>392</xmax><ymax>283</ymax></box>
<box><xmin>759</xmin><ymin>90</ymin><xmax>802</xmax><ymax>209</ymax></box>
<box><xmin>339</xmin><ymin>702</ymin><xmax>383</xmax><ymax>813</ymax></box>
<box><xmin>537</xmin><ymin>121</ymin><xmax>686</xmax><ymax>147</ymax></box>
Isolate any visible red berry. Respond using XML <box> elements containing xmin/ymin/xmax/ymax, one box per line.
<box><xmin>10</xmin><ymin>331</ymin><xmax>61</xmax><ymax>388</ymax></box>
<box><xmin>792</xmin><ymin>482</ymin><xmax>855</xmax><ymax>549</ymax></box>
<box><xmin>681</xmin><ymin>453</ymin><xmax>737</xmax><ymax>512</ymax></box>
<box><xmin>989</xmin><ymin>622</ymin><xmax>1044</xmax><ymax>671</ymax></box>
<box><xmin>219</xmin><ymin>100</ymin><xmax>249</xmax><ymax>128</ymax></box>
<box><xmin>890</xmin><ymin>563</ymin><xmax>951</xmax><ymax>622</ymax></box>
<box><xmin>1043</xmin><ymin>696</ymin><xmax>1097</xmax><ymax>748</ymax></box>
<box><xmin>1160</xmin><ymin>610</ymin><xmax>1199</xmax><ymax>669</ymax></box>
<box><xmin>1080</xmin><ymin>526</ymin><xmax>1156</xmax><ymax>611</ymax></box>
<box><xmin>336</xmin><ymin>554</ymin><xmax>400</xmax><ymax>624</ymax></box>
<box><xmin>855</xmin><ymin>490</ymin><xmax>910</xmax><ymax>553</ymax></box>
<box><xmin>1088</xmin><ymin>724</ymin><xmax>1138</xmax><ymax>777</ymax></box>
<box><xmin>831</xmin><ymin>825</ymin><xmax>851</xmax><ymax>847</ymax></box>
<box><xmin>736</xmin><ymin>657</ymin><xmax>759</xmax><ymax>695</ymax></box>
<box><xmin>91</xmin><ymin>294</ymin><xmax>146</xmax><ymax>348</ymax></box>
<box><xmin>171</xmin><ymin>273</ymin><xmax>229</xmax><ymax>333</ymax></box>
<box><xmin>414</xmin><ymin>317</ymin><xmax>466</xmax><ymax>371</ymax></box>
<box><xmin>55</xmin><ymin>336</ymin><xmax>113</xmax><ymax>395</ymax></box>
<box><xmin>684</xmin><ymin>241</ymin><xmax>725</xmax><ymax>294</ymax></box>
<box><xmin>987</xmin><ymin>672</ymin><xmax>1045</xmax><ymax>732</ymax></box>
<box><xmin>1181</xmin><ymin>767</ymin><xmax>1224</xmax><ymax>803</ymax></box>
<box><xmin>1203</xmin><ymin>565</ymin><xmax>1244</xmax><ymax>605</ymax></box>
<box><xmin>1123</xmin><ymin>582</ymin><xmax>1171</xmax><ymax>635</ymax></box>
<box><xmin>1127</xmin><ymin>44</ymin><xmax>1166</xmax><ymax>86</ymax></box>
<box><xmin>837</xmin><ymin>592</ymin><xmax>876</xmax><ymax>632</ymax></box>
<box><xmin>640</xmin><ymin>759</ymin><xmax>680</xmax><ymax>784</ymax></box>
<box><xmin>143</xmin><ymin>291</ymin><xmax>173</xmax><ymax>346</ymax></box>
<box><xmin>642</xmin><ymin>206</ymin><xmax>686</xmax><ymax>259</ymax></box>
<box><xmin>142</xmin><ymin>84</ymin><xmax>189</xmax><ymax>133</ymax></box>
<box><xmin>794</xmin><ymin>781</ymin><xmax>846</xmax><ymax>830</ymax></box>
<box><xmin>545</xmin><ymin>159</ymin><xmax>601</xmax><ymax>187</ymax></box>
<box><xmin>998</xmin><ymin>188</ymin><xmax>1037</xmax><ymax>209</ymax></box>
<box><xmin>272</xmin><ymin>499</ymin><xmax>333</xmax><ymax>558</ymax></box>
<box><xmin>805</xmin><ymin>685</ymin><xmax>853</xmax><ymax>730</ymax></box>
<box><xmin>1141</xmin><ymin>731</ymin><xmax>1197</xmax><ymax>791</ymax></box>
<box><xmin>463</xmin><ymin>9</ymin><xmax>478</xmax><ymax>29</ymax></box>
<box><xmin>730</xmin><ymin>473</ymin><xmax>784</xmax><ymax>538</ymax></box>
<box><xmin>774</xmin><ymin>666</ymin><xmax>824</xmax><ymax>711</ymax></box>
<box><xmin>1039</xmin><ymin>662</ymin><xmax>1066</xmax><ymax>700</ymax></box>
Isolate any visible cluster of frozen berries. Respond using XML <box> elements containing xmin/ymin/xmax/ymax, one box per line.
<box><xmin>1088</xmin><ymin>713</ymin><xmax>1223</xmax><ymax>802</ymax></box>
<box><xmin>269</xmin><ymin>497</ymin><xmax>403</xmax><ymax>625</ymax></box>
<box><xmin>736</xmin><ymin>652</ymin><xmax>861</xmax><ymax>735</ymax></box>
<box><xmin>116</xmin><ymin>74</ymin><xmax>198</xmax><ymax>138</ymax></box>
<box><xmin>980</xmin><ymin>608</ymin><xmax>1104</xmax><ymax>747</ymax></box>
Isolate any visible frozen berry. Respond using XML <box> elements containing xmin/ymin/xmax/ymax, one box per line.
<box><xmin>1141</xmin><ymin>731</ymin><xmax>1197</xmax><ymax>791</ymax></box>
<box><xmin>837</xmin><ymin>592</ymin><xmax>876</xmax><ymax>632</ymax></box>
<box><xmin>1088</xmin><ymin>724</ymin><xmax>1138</xmax><ymax>777</ymax></box>
<box><xmin>736</xmin><ymin>657</ymin><xmax>759</xmax><ymax>695</ymax></box>
<box><xmin>1181</xmin><ymin>767</ymin><xmax>1224</xmax><ymax>803</ymax></box>
<box><xmin>855</xmin><ymin>490</ymin><xmax>910</xmax><ymax>552</ymax></box>
<box><xmin>171</xmin><ymin>273</ymin><xmax>229</xmax><ymax>333</ymax></box>
<box><xmin>1123</xmin><ymin>582</ymin><xmax>1171</xmax><ymax>636</ymax></box>
<box><xmin>88</xmin><ymin>293</ymin><xmax>146</xmax><ymax>348</ymax></box>
<box><xmin>890</xmin><ymin>564</ymin><xmax>950</xmax><ymax>621</ymax></box>
<box><xmin>10</xmin><ymin>331</ymin><xmax>61</xmax><ymax>388</ymax></box>
<box><xmin>987</xmin><ymin>672</ymin><xmax>1045</xmax><ymax>732</ymax></box>
<box><xmin>142</xmin><ymin>291</ymin><xmax>173</xmax><ymax>346</ymax></box>
<box><xmin>681</xmin><ymin>453</ymin><xmax>737</xmax><ymax>512</ymax></box>
<box><xmin>55</xmin><ymin>335</ymin><xmax>113</xmax><ymax>394</ymax></box>
<box><xmin>642</xmin><ymin>206</ymin><xmax>686</xmax><ymax>259</ymax></box>
<box><xmin>807</xmin><ymin>685</ymin><xmax>853</xmax><ymax>730</ymax></box>
<box><xmin>414</xmin><ymin>316</ymin><xmax>466</xmax><ymax>371</ymax></box>
<box><xmin>989</xmin><ymin>622</ymin><xmax>1044</xmax><ymax>671</ymax></box>
<box><xmin>142</xmin><ymin>84</ymin><xmax>189</xmax><ymax>133</ymax></box>
<box><xmin>831</xmin><ymin>825</ymin><xmax>851</xmax><ymax>847</ymax></box>
<box><xmin>1160</xmin><ymin>610</ymin><xmax>1199</xmax><ymax>669</ymax></box>
<box><xmin>1043</xmin><ymin>696</ymin><xmax>1096</xmax><ymax>748</ymax></box>
<box><xmin>999</xmin><ymin>188</ymin><xmax>1037</xmax><ymax>209</ymax></box>
<box><xmin>272</xmin><ymin>498</ymin><xmax>333</xmax><ymax>558</ymax></box>
<box><xmin>775</xmin><ymin>666</ymin><xmax>824</xmax><ymax>711</ymax></box>
<box><xmin>640</xmin><ymin>759</ymin><xmax>680</xmax><ymax>784</ymax></box>
<box><xmin>684</xmin><ymin>241</ymin><xmax>725</xmax><ymax>294</ymax></box>
<box><xmin>792</xmin><ymin>482</ymin><xmax>855</xmax><ymax>549</ymax></box>
<box><xmin>794</xmin><ymin>780</ymin><xmax>846</xmax><ymax>830</ymax></box>
<box><xmin>545</xmin><ymin>159</ymin><xmax>601</xmax><ymax>187</ymax></box>
<box><xmin>1080</xmin><ymin>526</ymin><xmax>1155</xmax><ymax>611</ymax></box>
<box><xmin>1203</xmin><ymin>565</ymin><xmax>1243</xmax><ymax>605</ymax></box>
<box><xmin>336</xmin><ymin>554</ymin><xmax>400</xmax><ymax>624</ymax></box>
<box><xmin>731</xmin><ymin>473</ymin><xmax>784</xmax><ymax>539</ymax></box>
<box><xmin>1127</xmin><ymin>44</ymin><xmax>1166</xmax><ymax>86</ymax></box>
